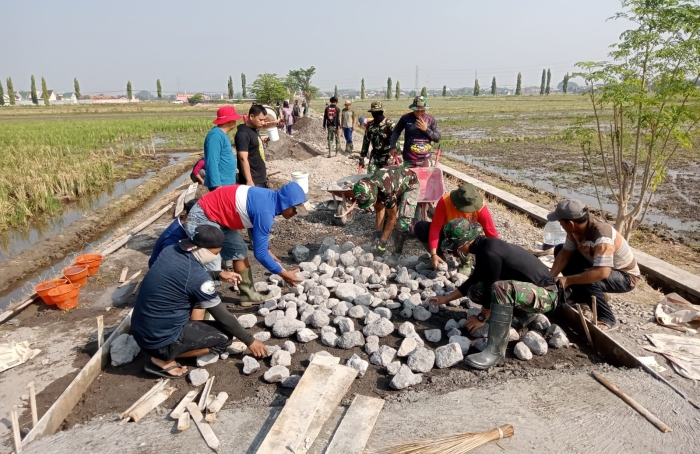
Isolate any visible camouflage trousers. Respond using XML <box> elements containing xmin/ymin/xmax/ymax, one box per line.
<box><xmin>395</xmin><ymin>186</ymin><xmax>419</xmax><ymax>233</ymax></box>
<box><xmin>367</xmin><ymin>152</ymin><xmax>394</xmax><ymax>174</ymax></box>
<box><xmin>327</xmin><ymin>126</ymin><xmax>340</xmax><ymax>154</ymax></box>
<box><xmin>467</xmin><ymin>280</ymin><xmax>558</xmax><ymax>313</ymax></box>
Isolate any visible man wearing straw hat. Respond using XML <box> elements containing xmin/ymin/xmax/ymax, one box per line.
<box><xmin>389</xmin><ymin>95</ymin><xmax>441</xmax><ymax>167</ymax></box>
<box><xmin>360</xmin><ymin>101</ymin><xmax>396</xmax><ymax>172</ymax></box>
<box><xmin>204</xmin><ymin>106</ymin><xmax>244</xmax><ymax>191</ymax></box>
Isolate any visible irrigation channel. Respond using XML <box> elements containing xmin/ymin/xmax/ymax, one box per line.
<box><xmin>0</xmin><ymin>152</ymin><xmax>198</xmax><ymax>310</ymax></box>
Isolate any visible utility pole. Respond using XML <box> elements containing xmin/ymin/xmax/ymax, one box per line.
<box><xmin>414</xmin><ymin>65</ymin><xmax>419</xmax><ymax>97</ymax></box>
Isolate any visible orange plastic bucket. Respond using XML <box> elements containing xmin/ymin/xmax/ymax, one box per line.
<box><xmin>35</xmin><ymin>279</ymin><xmax>69</xmax><ymax>305</ymax></box>
<box><xmin>63</xmin><ymin>265</ymin><xmax>89</xmax><ymax>288</ymax></box>
<box><xmin>75</xmin><ymin>254</ymin><xmax>103</xmax><ymax>276</ymax></box>
<box><xmin>48</xmin><ymin>284</ymin><xmax>80</xmax><ymax>311</ymax></box>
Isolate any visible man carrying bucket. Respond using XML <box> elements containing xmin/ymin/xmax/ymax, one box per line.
<box><xmin>204</xmin><ymin>106</ymin><xmax>243</xmax><ymax>191</ymax></box>
<box><xmin>360</xmin><ymin>101</ymin><xmax>396</xmax><ymax>172</ymax></box>
<box><xmin>390</xmin><ymin>96</ymin><xmax>441</xmax><ymax>167</ymax></box>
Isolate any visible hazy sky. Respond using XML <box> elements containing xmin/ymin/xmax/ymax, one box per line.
<box><xmin>3</xmin><ymin>0</ymin><xmax>630</xmax><ymax>95</ymax></box>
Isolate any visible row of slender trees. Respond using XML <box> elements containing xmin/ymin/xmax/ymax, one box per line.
<box><xmin>0</xmin><ymin>76</ymin><xmax>76</xmax><ymax>106</ymax></box>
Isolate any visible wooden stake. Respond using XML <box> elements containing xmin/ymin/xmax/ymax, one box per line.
<box><xmin>128</xmin><ymin>386</ymin><xmax>176</xmax><ymax>422</ymax></box>
<box><xmin>131</xmin><ymin>279</ymin><xmax>143</xmax><ymax>296</ymax></box>
<box><xmin>577</xmin><ymin>304</ymin><xmax>594</xmax><ymax>347</ymax></box>
<box><xmin>198</xmin><ymin>376</ymin><xmax>215</xmax><ymax>411</ymax></box>
<box><xmin>177</xmin><ymin>412</ymin><xmax>190</xmax><ymax>431</ymax></box>
<box><xmin>206</xmin><ymin>392</ymin><xmax>228</xmax><ymax>422</ymax></box>
<box><xmin>118</xmin><ymin>270</ymin><xmax>141</xmax><ymax>288</ymax></box>
<box><xmin>120</xmin><ymin>379</ymin><xmax>169</xmax><ymax>421</ymax></box>
<box><xmin>27</xmin><ymin>382</ymin><xmax>38</xmax><ymax>427</ymax></box>
<box><xmin>592</xmin><ymin>371</ymin><xmax>672</xmax><ymax>433</ymax></box>
<box><xmin>591</xmin><ymin>296</ymin><xmax>598</xmax><ymax>327</ymax></box>
<box><xmin>118</xmin><ymin>267</ymin><xmax>129</xmax><ymax>283</ymax></box>
<box><xmin>170</xmin><ymin>390</ymin><xmax>198</xmax><ymax>420</ymax></box>
<box><xmin>96</xmin><ymin>316</ymin><xmax>104</xmax><ymax>349</ymax></box>
<box><xmin>11</xmin><ymin>405</ymin><xmax>22</xmax><ymax>453</ymax></box>
<box><xmin>187</xmin><ymin>403</ymin><xmax>221</xmax><ymax>452</ymax></box>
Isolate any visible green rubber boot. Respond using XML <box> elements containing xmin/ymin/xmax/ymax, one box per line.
<box><xmin>238</xmin><ymin>267</ymin><xmax>266</xmax><ymax>307</ymax></box>
<box><xmin>464</xmin><ymin>303</ymin><xmax>513</xmax><ymax>370</ymax></box>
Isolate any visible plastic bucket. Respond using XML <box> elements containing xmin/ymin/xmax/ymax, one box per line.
<box><xmin>63</xmin><ymin>265</ymin><xmax>89</xmax><ymax>288</ymax></box>
<box><xmin>291</xmin><ymin>172</ymin><xmax>309</xmax><ymax>194</ymax></box>
<box><xmin>35</xmin><ymin>279</ymin><xmax>69</xmax><ymax>305</ymax></box>
<box><xmin>266</xmin><ymin>126</ymin><xmax>280</xmax><ymax>142</ymax></box>
<box><xmin>75</xmin><ymin>254</ymin><xmax>103</xmax><ymax>276</ymax></box>
<box><xmin>48</xmin><ymin>284</ymin><xmax>80</xmax><ymax>311</ymax></box>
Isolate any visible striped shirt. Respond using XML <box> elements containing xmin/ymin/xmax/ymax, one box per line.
<box><xmin>563</xmin><ymin>217</ymin><xmax>641</xmax><ymax>282</ymax></box>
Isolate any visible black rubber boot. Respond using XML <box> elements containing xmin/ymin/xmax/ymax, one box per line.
<box><xmin>393</xmin><ymin>231</ymin><xmax>408</xmax><ymax>255</ymax></box>
<box><xmin>464</xmin><ymin>303</ymin><xmax>514</xmax><ymax>370</ymax></box>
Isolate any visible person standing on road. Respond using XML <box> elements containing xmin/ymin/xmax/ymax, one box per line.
<box><xmin>390</xmin><ymin>96</ymin><xmax>441</xmax><ymax>167</ymax></box>
<box><xmin>293</xmin><ymin>99</ymin><xmax>303</xmax><ymax>121</ymax></box>
<box><xmin>235</xmin><ymin>104</ymin><xmax>270</xmax><ymax>188</ymax></box>
<box><xmin>341</xmin><ymin>100</ymin><xmax>357</xmax><ymax>153</ymax></box>
<box><xmin>282</xmin><ymin>101</ymin><xmax>294</xmax><ymax>136</ymax></box>
<box><xmin>360</xmin><ymin>101</ymin><xmax>396</xmax><ymax>172</ymax></box>
<box><xmin>427</xmin><ymin>219</ymin><xmax>560</xmax><ymax>370</ymax></box>
<box><xmin>204</xmin><ymin>106</ymin><xmax>243</xmax><ymax>191</ymax></box>
<box><xmin>302</xmin><ymin>100</ymin><xmax>308</xmax><ymax>116</ymax></box>
<box><xmin>548</xmin><ymin>199</ymin><xmax>638</xmax><ymax>330</ymax></box>
<box><xmin>323</xmin><ymin>96</ymin><xmax>342</xmax><ymax>157</ymax></box>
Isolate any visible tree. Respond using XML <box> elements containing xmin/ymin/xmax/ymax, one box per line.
<box><xmin>30</xmin><ymin>75</ymin><xmax>38</xmax><ymax>105</ymax></box>
<box><xmin>395</xmin><ymin>81</ymin><xmax>400</xmax><ymax>99</ymax></box>
<box><xmin>0</xmin><ymin>81</ymin><xmax>4</xmax><ymax>106</ymax></box>
<box><xmin>334</xmin><ymin>85</ymin><xmax>338</xmax><ymax>98</ymax></box>
<box><xmin>361</xmin><ymin>79</ymin><xmax>365</xmax><ymax>100</ymax></box>
<box><xmin>126</xmin><ymin>81</ymin><xmax>132</xmax><ymax>101</ymax></box>
<box><xmin>568</xmin><ymin>0</ymin><xmax>700</xmax><ymax>239</ymax></box>
<box><xmin>241</xmin><ymin>73</ymin><xmax>247</xmax><ymax>98</ymax></box>
<box><xmin>421</xmin><ymin>87</ymin><xmax>427</xmax><ymax>97</ymax></box>
<box><xmin>227</xmin><ymin>76</ymin><xmax>233</xmax><ymax>99</ymax></box>
<box><xmin>286</xmin><ymin>67</ymin><xmax>318</xmax><ymax>101</ymax></box>
<box><xmin>491</xmin><ymin>77</ymin><xmax>497</xmax><ymax>96</ymax></box>
<box><xmin>249</xmin><ymin>73</ymin><xmax>287</xmax><ymax>104</ymax></box>
<box><xmin>442</xmin><ymin>85</ymin><xmax>447</xmax><ymax>97</ymax></box>
<box><xmin>74</xmin><ymin>78</ymin><xmax>81</xmax><ymax>99</ymax></box>
<box><xmin>157</xmin><ymin>79</ymin><xmax>162</xmax><ymax>100</ymax></box>
<box><xmin>188</xmin><ymin>93</ymin><xmax>204</xmax><ymax>105</ymax></box>
<box><xmin>7</xmin><ymin>77</ymin><xmax>15</xmax><ymax>105</ymax></box>
<box><xmin>41</xmin><ymin>77</ymin><xmax>49</xmax><ymax>106</ymax></box>
<box><xmin>562</xmin><ymin>73</ymin><xmax>570</xmax><ymax>94</ymax></box>
<box><xmin>540</xmin><ymin>69</ymin><xmax>546</xmax><ymax>95</ymax></box>
<box><xmin>545</xmin><ymin>69</ymin><xmax>551</xmax><ymax>95</ymax></box>
<box><xmin>516</xmin><ymin>72</ymin><xmax>522</xmax><ymax>95</ymax></box>
<box><xmin>387</xmin><ymin>77</ymin><xmax>392</xmax><ymax>99</ymax></box>
<box><xmin>473</xmin><ymin>79</ymin><xmax>480</xmax><ymax>96</ymax></box>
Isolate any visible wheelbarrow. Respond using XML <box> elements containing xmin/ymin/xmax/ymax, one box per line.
<box><xmin>322</xmin><ymin>174</ymin><xmax>371</xmax><ymax>225</ymax></box>
<box><xmin>408</xmin><ymin>145</ymin><xmax>445</xmax><ymax>222</ymax></box>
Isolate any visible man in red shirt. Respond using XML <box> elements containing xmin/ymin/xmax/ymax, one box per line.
<box><xmin>414</xmin><ymin>183</ymin><xmax>498</xmax><ymax>273</ymax></box>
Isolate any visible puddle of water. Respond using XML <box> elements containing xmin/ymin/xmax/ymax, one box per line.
<box><xmin>447</xmin><ymin>129</ymin><xmax>489</xmax><ymax>139</ymax></box>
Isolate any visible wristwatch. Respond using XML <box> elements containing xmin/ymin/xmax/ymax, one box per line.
<box><xmin>477</xmin><ymin>313</ymin><xmax>486</xmax><ymax>322</ymax></box>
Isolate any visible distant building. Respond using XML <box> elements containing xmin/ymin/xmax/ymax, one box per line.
<box><xmin>59</xmin><ymin>92</ymin><xmax>78</xmax><ymax>104</ymax></box>
<box><xmin>175</xmin><ymin>94</ymin><xmax>189</xmax><ymax>102</ymax></box>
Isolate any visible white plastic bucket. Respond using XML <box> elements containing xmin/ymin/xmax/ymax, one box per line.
<box><xmin>291</xmin><ymin>172</ymin><xmax>309</xmax><ymax>193</ymax></box>
<box><xmin>266</xmin><ymin>126</ymin><xmax>280</xmax><ymax>142</ymax></box>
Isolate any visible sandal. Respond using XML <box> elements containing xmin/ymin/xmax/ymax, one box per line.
<box><xmin>144</xmin><ymin>362</ymin><xmax>188</xmax><ymax>379</ymax></box>
<box><xmin>597</xmin><ymin>320</ymin><xmax>620</xmax><ymax>332</ymax></box>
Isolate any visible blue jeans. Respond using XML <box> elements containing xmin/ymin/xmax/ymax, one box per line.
<box><xmin>184</xmin><ymin>203</ymin><xmax>248</xmax><ymax>271</ymax></box>
<box><xmin>342</xmin><ymin>127</ymin><xmax>353</xmax><ymax>144</ymax></box>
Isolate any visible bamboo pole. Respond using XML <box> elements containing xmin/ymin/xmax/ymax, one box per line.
<box><xmin>96</xmin><ymin>316</ymin><xmax>104</xmax><ymax>349</ymax></box>
<box><xmin>28</xmin><ymin>382</ymin><xmax>38</xmax><ymax>427</ymax></box>
<box><xmin>577</xmin><ymin>304</ymin><xmax>594</xmax><ymax>347</ymax></box>
<box><xmin>11</xmin><ymin>405</ymin><xmax>22</xmax><ymax>453</ymax></box>
<box><xmin>591</xmin><ymin>296</ymin><xmax>598</xmax><ymax>327</ymax></box>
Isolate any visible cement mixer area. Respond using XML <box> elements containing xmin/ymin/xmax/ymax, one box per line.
<box><xmin>0</xmin><ymin>112</ymin><xmax>697</xmax><ymax>454</ymax></box>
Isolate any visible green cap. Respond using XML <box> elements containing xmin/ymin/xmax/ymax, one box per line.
<box><xmin>353</xmin><ymin>179</ymin><xmax>377</xmax><ymax>209</ymax></box>
<box><xmin>441</xmin><ymin>219</ymin><xmax>484</xmax><ymax>253</ymax></box>
<box><xmin>449</xmin><ymin>183</ymin><xmax>483</xmax><ymax>213</ymax></box>
<box><xmin>368</xmin><ymin>101</ymin><xmax>384</xmax><ymax>112</ymax></box>
<box><xmin>409</xmin><ymin>95</ymin><xmax>429</xmax><ymax>110</ymax></box>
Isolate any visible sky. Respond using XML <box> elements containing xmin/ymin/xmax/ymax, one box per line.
<box><xmin>3</xmin><ymin>0</ymin><xmax>631</xmax><ymax>95</ymax></box>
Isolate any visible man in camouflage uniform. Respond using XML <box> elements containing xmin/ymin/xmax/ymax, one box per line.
<box><xmin>427</xmin><ymin>219</ymin><xmax>561</xmax><ymax>370</ymax></box>
<box><xmin>323</xmin><ymin>96</ymin><xmax>342</xmax><ymax>156</ymax></box>
<box><xmin>360</xmin><ymin>101</ymin><xmax>396</xmax><ymax>173</ymax></box>
<box><xmin>353</xmin><ymin>166</ymin><xmax>420</xmax><ymax>256</ymax></box>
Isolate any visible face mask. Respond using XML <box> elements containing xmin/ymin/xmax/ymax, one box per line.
<box><xmin>192</xmin><ymin>248</ymin><xmax>218</xmax><ymax>265</ymax></box>
<box><xmin>371</xmin><ymin>111</ymin><xmax>383</xmax><ymax>121</ymax></box>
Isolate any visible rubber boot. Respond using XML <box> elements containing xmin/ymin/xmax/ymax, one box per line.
<box><xmin>238</xmin><ymin>267</ymin><xmax>266</xmax><ymax>307</ymax></box>
<box><xmin>393</xmin><ymin>231</ymin><xmax>408</xmax><ymax>255</ymax></box>
<box><xmin>464</xmin><ymin>303</ymin><xmax>514</xmax><ymax>370</ymax></box>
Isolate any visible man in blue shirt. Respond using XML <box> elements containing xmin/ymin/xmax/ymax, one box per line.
<box><xmin>204</xmin><ymin>106</ymin><xmax>243</xmax><ymax>190</ymax></box>
<box><xmin>132</xmin><ymin>225</ymin><xmax>269</xmax><ymax>378</ymax></box>
<box><xmin>148</xmin><ymin>199</ymin><xmax>198</xmax><ymax>268</ymax></box>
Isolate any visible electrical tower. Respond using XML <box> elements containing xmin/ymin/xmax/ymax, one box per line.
<box><xmin>414</xmin><ymin>65</ymin><xmax>419</xmax><ymax>96</ymax></box>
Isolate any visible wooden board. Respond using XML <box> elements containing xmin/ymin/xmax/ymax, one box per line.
<box><xmin>174</xmin><ymin>191</ymin><xmax>187</xmax><ymax>218</ymax></box>
<box><xmin>22</xmin><ymin>310</ymin><xmax>133</xmax><ymax>445</ymax></box>
<box><xmin>325</xmin><ymin>395</ymin><xmax>385</xmax><ymax>454</ymax></box>
<box><xmin>128</xmin><ymin>386</ymin><xmax>176</xmax><ymax>422</ymax></box>
<box><xmin>187</xmin><ymin>403</ymin><xmax>221</xmax><ymax>452</ymax></box>
<box><xmin>183</xmin><ymin>183</ymin><xmax>198</xmax><ymax>203</ymax></box>
<box><xmin>118</xmin><ymin>267</ymin><xmax>129</xmax><ymax>283</ymax></box>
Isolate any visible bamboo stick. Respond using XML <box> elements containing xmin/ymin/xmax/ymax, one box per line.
<box><xmin>591</xmin><ymin>296</ymin><xmax>598</xmax><ymax>327</ymax></box>
<box><xmin>28</xmin><ymin>382</ymin><xmax>38</xmax><ymax>427</ymax></box>
<box><xmin>577</xmin><ymin>304</ymin><xmax>594</xmax><ymax>347</ymax></box>
<box><xmin>11</xmin><ymin>405</ymin><xmax>22</xmax><ymax>453</ymax></box>
<box><xmin>97</xmin><ymin>316</ymin><xmax>104</xmax><ymax>349</ymax></box>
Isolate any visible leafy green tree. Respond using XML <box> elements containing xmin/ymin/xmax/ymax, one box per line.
<box><xmin>30</xmin><ymin>75</ymin><xmax>38</xmax><ymax>105</ymax></box>
<box><xmin>157</xmin><ymin>79</ymin><xmax>162</xmax><ymax>100</ymax></box>
<box><xmin>286</xmin><ymin>67</ymin><xmax>318</xmax><ymax>101</ymax></box>
<box><xmin>421</xmin><ymin>87</ymin><xmax>427</xmax><ymax>97</ymax></box>
<box><xmin>473</xmin><ymin>79</ymin><xmax>480</xmax><ymax>96</ymax></box>
<box><xmin>387</xmin><ymin>77</ymin><xmax>392</xmax><ymax>99</ymax></box>
<box><xmin>442</xmin><ymin>85</ymin><xmax>447</xmax><ymax>97</ymax></box>
<box><xmin>491</xmin><ymin>77</ymin><xmax>497</xmax><ymax>96</ymax></box>
<box><xmin>0</xmin><ymin>81</ymin><xmax>4</xmax><ymax>106</ymax></box>
<box><xmin>569</xmin><ymin>0</ymin><xmax>700</xmax><ymax>239</ymax></box>
<box><xmin>227</xmin><ymin>76</ymin><xmax>233</xmax><ymax>99</ymax></box>
<box><xmin>188</xmin><ymin>93</ymin><xmax>204</xmax><ymax>105</ymax></box>
<box><xmin>249</xmin><ymin>73</ymin><xmax>287</xmax><ymax>104</ymax></box>
<box><xmin>74</xmin><ymin>78</ymin><xmax>81</xmax><ymax>99</ymax></box>
<box><xmin>41</xmin><ymin>77</ymin><xmax>49</xmax><ymax>106</ymax></box>
<box><xmin>562</xmin><ymin>73</ymin><xmax>570</xmax><ymax>94</ymax></box>
<box><xmin>126</xmin><ymin>81</ymin><xmax>132</xmax><ymax>101</ymax></box>
<box><xmin>545</xmin><ymin>69</ymin><xmax>551</xmax><ymax>95</ymax></box>
<box><xmin>7</xmin><ymin>77</ymin><xmax>15</xmax><ymax>105</ymax></box>
<box><xmin>540</xmin><ymin>69</ymin><xmax>546</xmax><ymax>95</ymax></box>
<box><xmin>516</xmin><ymin>72</ymin><xmax>522</xmax><ymax>95</ymax></box>
<box><xmin>395</xmin><ymin>81</ymin><xmax>400</xmax><ymax>99</ymax></box>
<box><xmin>361</xmin><ymin>79</ymin><xmax>365</xmax><ymax>100</ymax></box>
<box><xmin>241</xmin><ymin>73</ymin><xmax>247</xmax><ymax>98</ymax></box>
<box><xmin>334</xmin><ymin>85</ymin><xmax>338</xmax><ymax>98</ymax></box>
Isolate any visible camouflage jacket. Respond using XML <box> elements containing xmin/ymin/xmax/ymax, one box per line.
<box><xmin>369</xmin><ymin>165</ymin><xmax>419</xmax><ymax>209</ymax></box>
<box><xmin>361</xmin><ymin>117</ymin><xmax>395</xmax><ymax>158</ymax></box>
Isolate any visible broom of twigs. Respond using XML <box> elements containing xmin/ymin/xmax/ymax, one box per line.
<box><xmin>376</xmin><ymin>424</ymin><xmax>514</xmax><ymax>454</ymax></box>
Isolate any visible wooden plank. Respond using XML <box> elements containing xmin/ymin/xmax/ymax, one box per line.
<box><xmin>0</xmin><ymin>296</ymin><xmax>38</xmax><ymax>324</ymax></box>
<box><xmin>118</xmin><ymin>267</ymin><xmax>129</xmax><ymax>283</ymax></box>
<box><xmin>170</xmin><ymin>390</ymin><xmax>198</xmax><ymax>420</ymax></box>
<box><xmin>187</xmin><ymin>403</ymin><xmax>221</xmax><ymax>452</ymax></box>
<box><xmin>22</xmin><ymin>310</ymin><xmax>133</xmax><ymax>445</ymax></box>
<box><xmin>184</xmin><ymin>183</ymin><xmax>198</xmax><ymax>203</ymax></box>
<box><xmin>28</xmin><ymin>382</ymin><xmax>38</xmax><ymax>427</ymax></box>
<box><xmin>120</xmin><ymin>379</ymin><xmax>168</xmax><ymax>420</ymax></box>
<box><xmin>128</xmin><ymin>386</ymin><xmax>176</xmax><ymax>423</ymax></box>
<box><xmin>177</xmin><ymin>412</ymin><xmax>190</xmax><ymax>431</ymax></box>
<box><xmin>325</xmin><ymin>395</ymin><xmax>385</xmax><ymax>454</ymax></box>
<box><xmin>199</xmin><ymin>376</ymin><xmax>215</xmax><ymax>411</ymax></box>
<box><xmin>11</xmin><ymin>405</ymin><xmax>22</xmax><ymax>453</ymax></box>
<box><xmin>98</xmin><ymin>235</ymin><xmax>132</xmax><ymax>257</ymax></box>
<box><xmin>174</xmin><ymin>191</ymin><xmax>187</xmax><ymax>218</ymax></box>
<box><xmin>118</xmin><ymin>270</ymin><xmax>141</xmax><ymax>288</ymax></box>
<box><xmin>129</xmin><ymin>202</ymin><xmax>174</xmax><ymax>236</ymax></box>
<box><xmin>96</xmin><ymin>316</ymin><xmax>104</xmax><ymax>349</ymax></box>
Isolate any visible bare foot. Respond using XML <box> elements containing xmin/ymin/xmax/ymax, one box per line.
<box><xmin>151</xmin><ymin>357</ymin><xmax>188</xmax><ymax>376</ymax></box>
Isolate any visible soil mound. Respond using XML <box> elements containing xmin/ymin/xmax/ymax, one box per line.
<box><xmin>264</xmin><ymin>131</ymin><xmax>319</xmax><ymax>161</ymax></box>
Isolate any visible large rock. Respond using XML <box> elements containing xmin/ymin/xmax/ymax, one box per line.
<box><xmin>253</xmin><ymin>331</ymin><xmax>271</xmax><ymax>342</ymax></box>
<box><xmin>353</xmin><ymin>294</ymin><xmax>372</xmax><ymax>306</ymax></box>
<box><xmin>296</xmin><ymin>328</ymin><xmax>318</xmax><ymax>343</ymax></box>
<box><xmin>370</xmin><ymin>345</ymin><xmax>397</xmax><ymax>368</ymax></box>
<box><xmin>397</xmin><ymin>337</ymin><xmax>418</xmax><ymax>357</ymax></box>
<box><xmin>281</xmin><ymin>340</ymin><xmax>296</xmax><ymax>354</ymax></box>
<box><xmin>242</xmin><ymin>356</ymin><xmax>261</xmax><ymax>374</ymax></box>
<box><xmin>281</xmin><ymin>375</ymin><xmax>301</xmax><ymax>388</ymax></box>
<box><xmin>398</xmin><ymin>321</ymin><xmax>416</xmax><ymax>338</ymax></box>
<box><xmin>272</xmin><ymin>317</ymin><xmax>306</xmax><ymax>338</ymax></box>
<box><xmin>364</xmin><ymin>311</ymin><xmax>381</xmax><ymax>325</ymax></box>
<box><xmin>335</xmin><ymin>283</ymin><xmax>358</xmax><ymax>302</ymax></box>
<box><xmin>364</xmin><ymin>335</ymin><xmax>380</xmax><ymax>355</ymax></box>
<box><xmin>509</xmin><ymin>328</ymin><xmax>520</xmax><ymax>342</ymax></box>
<box><xmin>395</xmin><ymin>267</ymin><xmax>410</xmax><ymax>285</ymax></box>
<box><xmin>514</xmin><ymin>342</ymin><xmax>533</xmax><ymax>360</ymax></box>
<box><xmin>336</xmin><ymin>317</ymin><xmax>355</xmax><ymax>334</ymax></box>
<box><xmin>236</xmin><ymin>314</ymin><xmax>258</xmax><ymax>329</ymax></box>
<box><xmin>264</xmin><ymin>310</ymin><xmax>285</xmax><ymax>327</ymax></box>
<box><xmin>363</xmin><ymin>318</ymin><xmax>394</xmax><ymax>338</ymax></box>
<box><xmin>372</xmin><ymin>261</ymin><xmax>391</xmax><ymax>278</ymax></box>
<box><xmin>308</xmin><ymin>286</ymin><xmax>331</xmax><ymax>299</ymax></box>
<box><xmin>522</xmin><ymin>331</ymin><xmax>548</xmax><ymax>355</ymax></box>
<box><xmin>424</xmin><ymin>329</ymin><xmax>441</xmax><ymax>343</ymax></box>
<box><xmin>339</xmin><ymin>251</ymin><xmax>357</xmax><ymax>267</ymax></box>
<box><xmin>386</xmin><ymin>361</ymin><xmax>402</xmax><ymax>376</ymax></box>
<box><xmin>374</xmin><ymin>307</ymin><xmax>392</xmax><ymax>319</ymax></box>
<box><xmin>435</xmin><ymin>343</ymin><xmax>464</xmax><ymax>368</ymax></box>
<box><xmin>346</xmin><ymin>353</ymin><xmax>369</xmax><ymax>378</ymax></box>
<box><xmin>340</xmin><ymin>241</ymin><xmax>356</xmax><ymax>253</ymax></box>
<box><xmin>348</xmin><ymin>305</ymin><xmax>369</xmax><ymax>319</ymax></box>
<box><xmin>449</xmin><ymin>335</ymin><xmax>472</xmax><ymax>355</ymax></box>
<box><xmin>321</xmin><ymin>331</ymin><xmax>338</xmax><ymax>347</ymax></box>
<box><xmin>291</xmin><ymin>245</ymin><xmax>310</xmax><ymax>263</ymax></box>
<box><xmin>549</xmin><ymin>331</ymin><xmax>570</xmax><ymax>349</ymax></box>
<box><xmin>196</xmin><ymin>352</ymin><xmax>219</xmax><ymax>367</ymax></box>
<box><xmin>337</xmin><ymin>331</ymin><xmax>365</xmax><ymax>349</ymax></box>
<box><xmin>530</xmin><ymin>314</ymin><xmax>551</xmax><ymax>331</ymax></box>
<box><xmin>298</xmin><ymin>262</ymin><xmax>318</xmax><ymax>273</ymax></box>
<box><xmin>412</xmin><ymin>306</ymin><xmax>431</xmax><ymax>321</ymax></box>
<box><xmin>228</xmin><ymin>341</ymin><xmax>248</xmax><ymax>355</ymax></box>
<box><xmin>110</xmin><ymin>334</ymin><xmax>140</xmax><ymax>367</ymax></box>
<box><xmin>188</xmin><ymin>368</ymin><xmax>210</xmax><ymax>386</ymax></box>
<box><xmin>318</xmin><ymin>237</ymin><xmax>335</xmax><ymax>254</ymax></box>
<box><xmin>445</xmin><ymin>319</ymin><xmax>459</xmax><ymax>331</ymax></box>
<box><xmin>474</xmin><ymin>338</ymin><xmax>488</xmax><ymax>352</ymax></box>
<box><xmin>310</xmin><ymin>310</ymin><xmax>330</xmax><ymax>328</ymax></box>
<box><xmin>271</xmin><ymin>350</ymin><xmax>292</xmax><ymax>367</ymax></box>
<box><xmin>264</xmin><ymin>365</ymin><xmax>290</xmax><ymax>383</ymax></box>
<box><xmin>331</xmin><ymin>301</ymin><xmax>350</xmax><ymax>317</ymax></box>
<box><xmin>390</xmin><ymin>365</ymin><xmax>422</xmax><ymax>390</ymax></box>
<box><xmin>407</xmin><ymin>347</ymin><xmax>435</xmax><ymax>373</ymax></box>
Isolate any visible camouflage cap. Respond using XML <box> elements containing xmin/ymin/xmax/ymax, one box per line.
<box><xmin>368</xmin><ymin>101</ymin><xmax>384</xmax><ymax>112</ymax></box>
<box><xmin>353</xmin><ymin>179</ymin><xmax>378</xmax><ymax>209</ymax></box>
<box><xmin>409</xmin><ymin>95</ymin><xmax>429</xmax><ymax>110</ymax></box>
<box><xmin>441</xmin><ymin>219</ymin><xmax>484</xmax><ymax>253</ymax></box>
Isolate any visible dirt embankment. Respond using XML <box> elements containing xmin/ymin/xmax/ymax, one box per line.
<box><xmin>0</xmin><ymin>153</ymin><xmax>201</xmax><ymax>296</ymax></box>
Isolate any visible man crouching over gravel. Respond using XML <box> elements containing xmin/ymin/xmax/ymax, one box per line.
<box><xmin>131</xmin><ymin>225</ymin><xmax>268</xmax><ymax>378</ymax></box>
